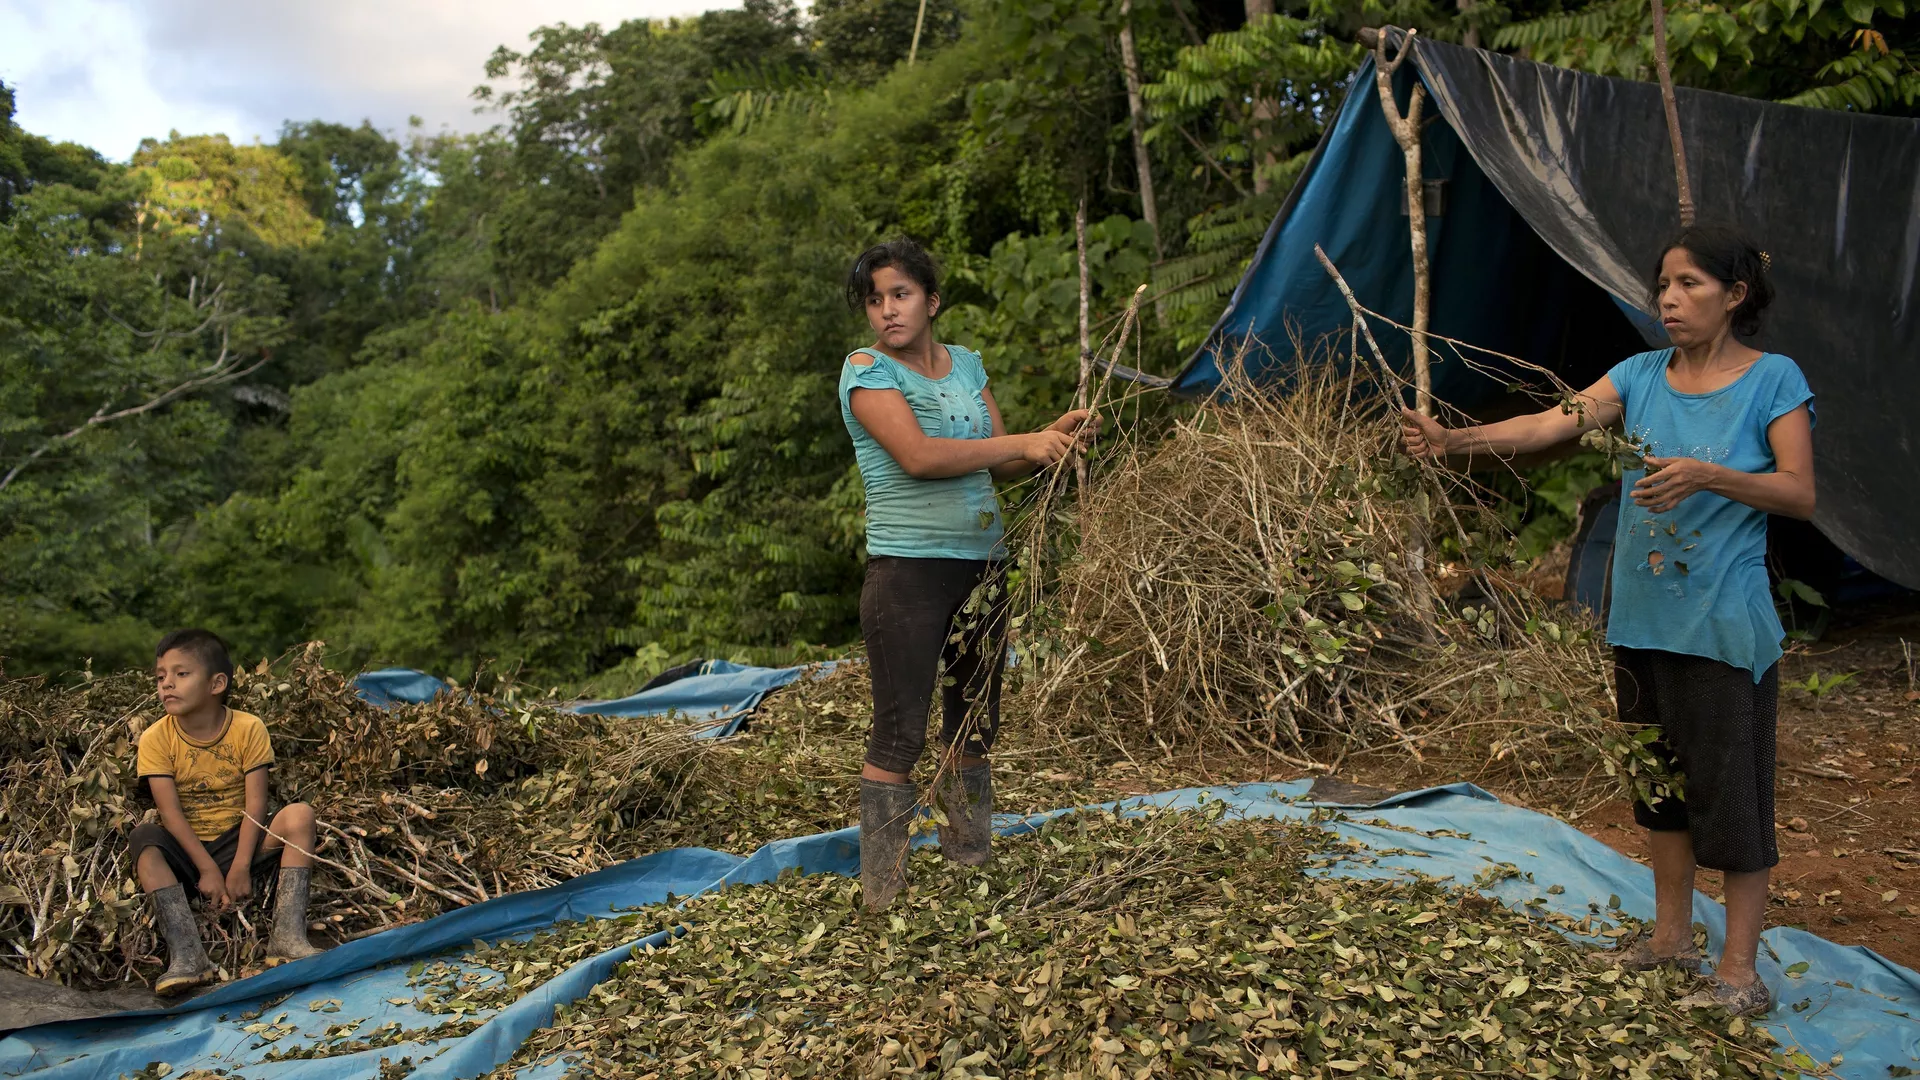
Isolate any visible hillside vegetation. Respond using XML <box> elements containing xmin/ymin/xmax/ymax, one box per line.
<box><xmin>3</xmin><ymin>0</ymin><xmax>1912</xmax><ymax>684</ymax></box>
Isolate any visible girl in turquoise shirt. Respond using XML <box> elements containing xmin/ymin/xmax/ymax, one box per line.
<box><xmin>840</xmin><ymin>238</ymin><xmax>1093</xmax><ymax>911</ymax></box>
<box><xmin>1401</xmin><ymin>226</ymin><xmax>1815</xmax><ymax>1017</ymax></box>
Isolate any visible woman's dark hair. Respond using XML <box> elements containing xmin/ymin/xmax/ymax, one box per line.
<box><xmin>846</xmin><ymin>238</ymin><xmax>941</xmax><ymax>317</ymax></box>
<box><xmin>1649</xmin><ymin>224</ymin><xmax>1775</xmax><ymax>338</ymax></box>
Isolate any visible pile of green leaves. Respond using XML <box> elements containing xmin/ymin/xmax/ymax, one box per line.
<box><xmin>480</xmin><ymin>807</ymin><xmax>1802</xmax><ymax>1079</ymax></box>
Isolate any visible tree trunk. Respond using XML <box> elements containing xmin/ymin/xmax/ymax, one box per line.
<box><xmin>908</xmin><ymin>0</ymin><xmax>931</xmax><ymax>66</ymax></box>
<box><xmin>1075</xmin><ymin>200</ymin><xmax>1093</xmax><ymax>504</ymax></box>
<box><xmin>1649</xmin><ymin>0</ymin><xmax>1694</xmax><ymax>226</ymax></box>
<box><xmin>1245</xmin><ymin>0</ymin><xmax>1279</xmax><ymax>194</ymax></box>
<box><xmin>1118</xmin><ymin>0</ymin><xmax>1162</xmax><ymax>258</ymax></box>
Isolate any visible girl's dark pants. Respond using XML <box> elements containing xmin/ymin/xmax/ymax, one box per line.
<box><xmin>861</xmin><ymin>556</ymin><xmax>1008</xmax><ymax>775</ymax></box>
<box><xmin>1615</xmin><ymin>646</ymin><xmax>1779</xmax><ymax>874</ymax></box>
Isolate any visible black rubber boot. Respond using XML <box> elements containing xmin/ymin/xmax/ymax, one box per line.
<box><xmin>935</xmin><ymin>763</ymin><xmax>993</xmax><ymax>867</ymax></box>
<box><xmin>150</xmin><ymin>884</ymin><xmax>213</xmax><ymax>996</ymax></box>
<box><xmin>266</xmin><ymin>867</ymin><xmax>322</xmax><ymax>962</ymax></box>
<box><xmin>859</xmin><ymin>779</ymin><xmax>917</xmax><ymax>911</ymax></box>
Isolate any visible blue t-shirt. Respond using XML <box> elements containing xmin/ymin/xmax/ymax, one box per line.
<box><xmin>1605</xmin><ymin>349</ymin><xmax>1814</xmax><ymax>680</ymax></box>
<box><xmin>838</xmin><ymin>344</ymin><xmax>1006</xmax><ymax>561</ymax></box>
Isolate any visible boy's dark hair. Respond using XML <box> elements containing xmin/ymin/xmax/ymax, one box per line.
<box><xmin>155</xmin><ymin>628</ymin><xmax>234</xmax><ymax>702</ymax></box>
<box><xmin>1649</xmin><ymin>224</ymin><xmax>1775</xmax><ymax>339</ymax></box>
<box><xmin>846</xmin><ymin>238</ymin><xmax>941</xmax><ymax>317</ymax></box>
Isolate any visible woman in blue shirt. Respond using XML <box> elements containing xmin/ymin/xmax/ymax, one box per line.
<box><xmin>1401</xmin><ymin>226</ymin><xmax>1814</xmax><ymax>1016</ymax></box>
<box><xmin>839</xmin><ymin>238</ymin><xmax>1093</xmax><ymax>911</ymax></box>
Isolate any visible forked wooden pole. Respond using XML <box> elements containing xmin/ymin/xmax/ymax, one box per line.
<box><xmin>1370</xmin><ymin>28</ymin><xmax>1433</xmax><ymax>417</ymax></box>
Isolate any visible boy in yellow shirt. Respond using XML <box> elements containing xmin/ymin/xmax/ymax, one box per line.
<box><xmin>129</xmin><ymin>629</ymin><xmax>322</xmax><ymax>994</ymax></box>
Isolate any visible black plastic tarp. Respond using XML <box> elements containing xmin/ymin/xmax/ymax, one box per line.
<box><xmin>1181</xmin><ymin>33</ymin><xmax>1920</xmax><ymax>589</ymax></box>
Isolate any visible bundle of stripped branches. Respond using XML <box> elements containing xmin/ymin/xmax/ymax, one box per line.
<box><xmin>991</xmin><ymin>285</ymin><xmax>1667</xmax><ymax>815</ymax></box>
<box><xmin>0</xmin><ymin>644</ymin><xmax>712</xmax><ymax>990</ymax></box>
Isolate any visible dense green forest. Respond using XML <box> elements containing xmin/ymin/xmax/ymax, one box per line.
<box><xmin>3</xmin><ymin>0</ymin><xmax>1914</xmax><ymax>686</ymax></box>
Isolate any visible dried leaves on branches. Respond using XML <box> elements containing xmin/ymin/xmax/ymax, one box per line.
<box><xmin>1005</xmin><ymin>360</ymin><xmax>1667</xmax><ymax>813</ymax></box>
<box><xmin>0</xmin><ymin>645</ymin><xmax>711</xmax><ymax>990</ymax></box>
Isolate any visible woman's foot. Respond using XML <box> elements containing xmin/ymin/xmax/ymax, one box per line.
<box><xmin>859</xmin><ymin>778</ymin><xmax>917</xmax><ymax>911</ymax></box>
<box><xmin>1691</xmin><ymin>974</ymin><xmax>1773</xmax><ymax>1017</ymax></box>
<box><xmin>934</xmin><ymin>763</ymin><xmax>992</xmax><ymax>867</ymax></box>
<box><xmin>1609</xmin><ymin>932</ymin><xmax>1703</xmax><ymax>974</ymax></box>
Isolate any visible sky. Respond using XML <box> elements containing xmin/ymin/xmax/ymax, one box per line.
<box><xmin>0</xmin><ymin>0</ymin><xmax>738</xmax><ymax>161</ymax></box>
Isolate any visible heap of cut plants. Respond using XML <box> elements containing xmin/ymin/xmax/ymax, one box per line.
<box><xmin>0</xmin><ymin>644</ymin><xmax>711</xmax><ymax>990</ymax></box>
<box><xmin>1000</xmin><ymin>358</ymin><xmax>1664</xmax><ymax>814</ymax></box>
<box><xmin>463</xmin><ymin>807</ymin><xmax>1804</xmax><ymax>1079</ymax></box>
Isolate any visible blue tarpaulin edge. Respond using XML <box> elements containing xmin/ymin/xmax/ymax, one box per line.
<box><xmin>350</xmin><ymin>660</ymin><xmax>836</xmax><ymax>740</ymax></box>
<box><xmin>567</xmin><ymin>660</ymin><xmax>840</xmax><ymax>738</ymax></box>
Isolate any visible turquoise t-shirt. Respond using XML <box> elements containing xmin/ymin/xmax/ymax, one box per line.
<box><xmin>1604</xmin><ymin>349</ymin><xmax>1814</xmax><ymax>681</ymax></box>
<box><xmin>838</xmin><ymin>344</ymin><xmax>1006</xmax><ymax>561</ymax></box>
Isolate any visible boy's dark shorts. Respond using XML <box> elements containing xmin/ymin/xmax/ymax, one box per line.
<box><xmin>129</xmin><ymin>821</ymin><xmax>283</xmax><ymax>887</ymax></box>
<box><xmin>1615</xmin><ymin>646</ymin><xmax>1779</xmax><ymax>873</ymax></box>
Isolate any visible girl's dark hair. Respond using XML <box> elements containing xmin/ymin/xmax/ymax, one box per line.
<box><xmin>1649</xmin><ymin>224</ymin><xmax>1775</xmax><ymax>338</ymax></box>
<box><xmin>846</xmin><ymin>238</ymin><xmax>941</xmax><ymax>317</ymax></box>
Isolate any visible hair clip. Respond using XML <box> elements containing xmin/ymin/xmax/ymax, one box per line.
<box><xmin>1759</xmin><ymin>251</ymin><xmax>1772</xmax><ymax>272</ymax></box>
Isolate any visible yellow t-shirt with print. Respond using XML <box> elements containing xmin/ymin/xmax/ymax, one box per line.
<box><xmin>135</xmin><ymin>710</ymin><xmax>274</xmax><ymax>840</ymax></box>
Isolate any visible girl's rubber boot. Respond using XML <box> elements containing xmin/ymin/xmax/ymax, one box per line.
<box><xmin>151</xmin><ymin>884</ymin><xmax>214</xmax><ymax>996</ymax></box>
<box><xmin>266</xmin><ymin>866</ymin><xmax>322</xmax><ymax>962</ymax></box>
<box><xmin>860</xmin><ymin>778</ymin><xmax>917</xmax><ymax>911</ymax></box>
<box><xmin>935</xmin><ymin>764</ymin><xmax>993</xmax><ymax>867</ymax></box>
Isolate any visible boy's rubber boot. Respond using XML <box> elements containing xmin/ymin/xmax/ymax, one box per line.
<box><xmin>266</xmin><ymin>867</ymin><xmax>322</xmax><ymax>961</ymax></box>
<box><xmin>935</xmin><ymin>764</ymin><xmax>993</xmax><ymax>867</ymax></box>
<box><xmin>859</xmin><ymin>779</ymin><xmax>917</xmax><ymax>912</ymax></box>
<box><xmin>151</xmin><ymin>884</ymin><xmax>214</xmax><ymax>996</ymax></box>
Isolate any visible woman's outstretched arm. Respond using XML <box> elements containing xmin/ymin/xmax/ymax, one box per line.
<box><xmin>1401</xmin><ymin>375</ymin><xmax>1624</xmax><ymax>461</ymax></box>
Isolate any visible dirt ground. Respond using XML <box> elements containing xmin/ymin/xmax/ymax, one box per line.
<box><xmin>1331</xmin><ymin>592</ymin><xmax>1920</xmax><ymax>971</ymax></box>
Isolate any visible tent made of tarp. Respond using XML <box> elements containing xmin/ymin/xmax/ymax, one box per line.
<box><xmin>1177</xmin><ymin>31</ymin><xmax>1920</xmax><ymax>590</ymax></box>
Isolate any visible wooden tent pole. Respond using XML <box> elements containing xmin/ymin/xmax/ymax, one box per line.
<box><xmin>1649</xmin><ymin>0</ymin><xmax>1695</xmax><ymax>226</ymax></box>
<box><xmin>1370</xmin><ymin>28</ymin><xmax>1433</xmax><ymax>417</ymax></box>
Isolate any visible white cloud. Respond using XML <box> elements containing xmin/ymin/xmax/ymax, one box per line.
<box><xmin>0</xmin><ymin>0</ymin><xmax>735</xmax><ymax>160</ymax></box>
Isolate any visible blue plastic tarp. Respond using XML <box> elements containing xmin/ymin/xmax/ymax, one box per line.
<box><xmin>5</xmin><ymin>782</ymin><xmax>1914</xmax><ymax>1078</ymax></box>
<box><xmin>568</xmin><ymin>660</ymin><xmax>838</xmax><ymax>738</ymax></box>
<box><xmin>351</xmin><ymin>660</ymin><xmax>834</xmax><ymax>741</ymax></box>
<box><xmin>1172</xmin><ymin>58</ymin><xmax>1649</xmax><ymax>410</ymax></box>
<box><xmin>351</xmin><ymin>668</ymin><xmax>450</xmax><ymax>707</ymax></box>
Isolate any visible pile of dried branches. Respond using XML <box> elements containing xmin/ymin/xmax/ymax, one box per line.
<box><xmin>1005</xmin><ymin>357</ymin><xmax>1659</xmax><ymax>813</ymax></box>
<box><xmin>0</xmin><ymin>644</ymin><xmax>711</xmax><ymax>990</ymax></box>
<box><xmin>481</xmin><ymin>808</ymin><xmax>1799</xmax><ymax>1079</ymax></box>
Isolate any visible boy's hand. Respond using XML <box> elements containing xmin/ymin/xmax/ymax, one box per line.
<box><xmin>225</xmin><ymin>866</ymin><xmax>253</xmax><ymax>905</ymax></box>
<box><xmin>197</xmin><ymin>867</ymin><xmax>231</xmax><ymax>910</ymax></box>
